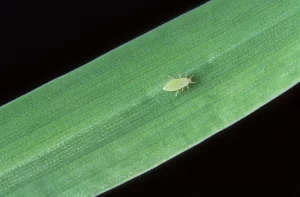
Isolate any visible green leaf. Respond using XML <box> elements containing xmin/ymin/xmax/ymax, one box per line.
<box><xmin>1</xmin><ymin>0</ymin><xmax>299</xmax><ymax>196</ymax></box>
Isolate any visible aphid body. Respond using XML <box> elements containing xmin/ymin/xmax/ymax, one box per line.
<box><xmin>163</xmin><ymin>74</ymin><xmax>196</xmax><ymax>96</ymax></box>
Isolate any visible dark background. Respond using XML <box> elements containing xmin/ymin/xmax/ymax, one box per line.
<box><xmin>0</xmin><ymin>0</ymin><xmax>299</xmax><ymax>196</ymax></box>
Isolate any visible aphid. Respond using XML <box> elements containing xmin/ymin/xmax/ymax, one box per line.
<box><xmin>163</xmin><ymin>74</ymin><xmax>196</xmax><ymax>96</ymax></box>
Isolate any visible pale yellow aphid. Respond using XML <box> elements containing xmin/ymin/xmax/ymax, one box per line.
<box><xmin>163</xmin><ymin>74</ymin><xmax>196</xmax><ymax>96</ymax></box>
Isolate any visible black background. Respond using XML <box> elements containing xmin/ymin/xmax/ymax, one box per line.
<box><xmin>0</xmin><ymin>0</ymin><xmax>299</xmax><ymax>197</ymax></box>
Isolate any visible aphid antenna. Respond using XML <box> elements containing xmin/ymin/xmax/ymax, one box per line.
<box><xmin>189</xmin><ymin>75</ymin><xmax>197</xmax><ymax>83</ymax></box>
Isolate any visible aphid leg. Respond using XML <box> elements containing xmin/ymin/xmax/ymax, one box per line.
<box><xmin>175</xmin><ymin>91</ymin><xmax>179</xmax><ymax>96</ymax></box>
<box><xmin>187</xmin><ymin>85</ymin><xmax>189</xmax><ymax>89</ymax></box>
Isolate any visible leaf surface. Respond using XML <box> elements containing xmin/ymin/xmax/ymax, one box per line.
<box><xmin>0</xmin><ymin>0</ymin><xmax>300</xmax><ymax>196</ymax></box>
